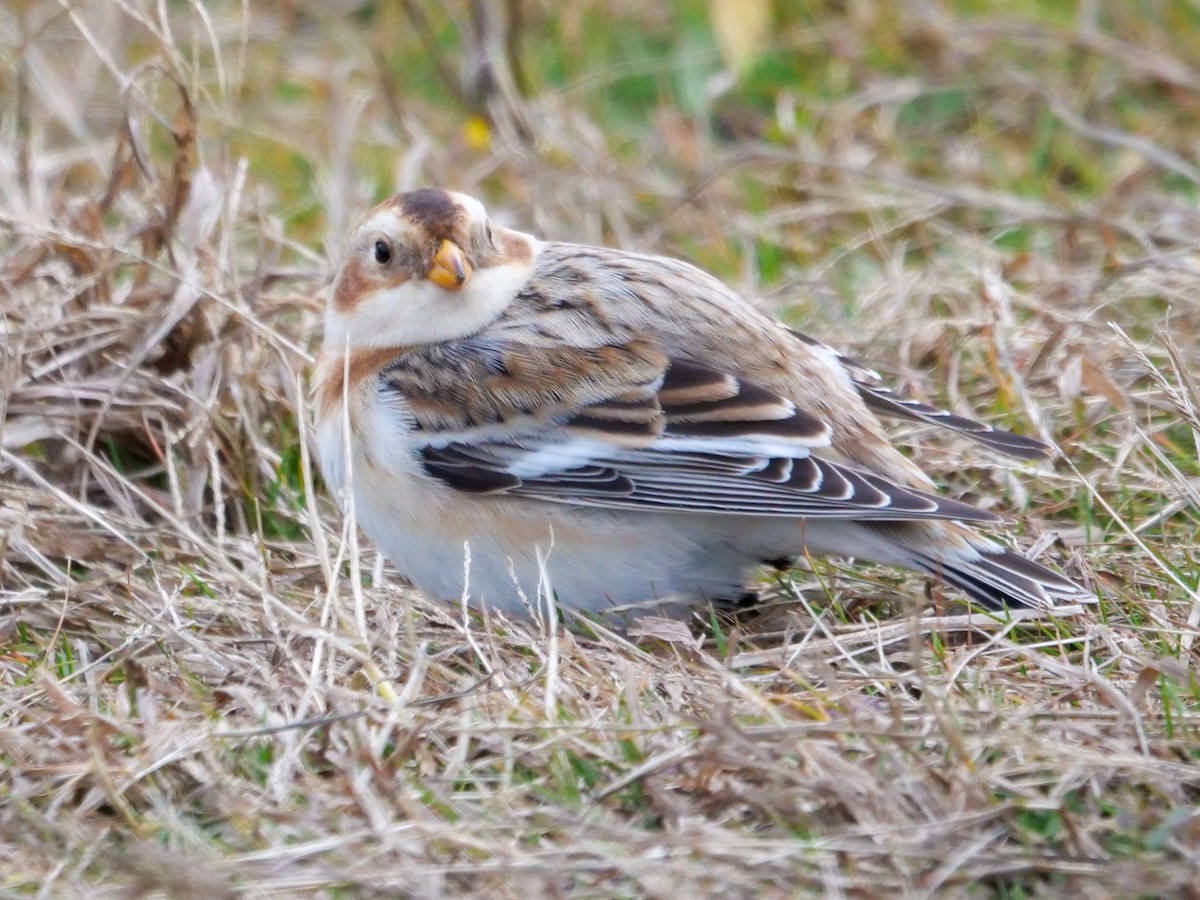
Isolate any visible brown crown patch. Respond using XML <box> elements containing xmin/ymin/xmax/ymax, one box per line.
<box><xmin>397</xmin><ymin>189</ymin><xmax>465</xmax><ymax>238</ymax></box>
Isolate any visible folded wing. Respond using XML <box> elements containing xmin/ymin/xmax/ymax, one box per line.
<box><xmin>393</xmin><ymin>348</ymin><xmax>1004</xmax><ymax>524</ymax></box>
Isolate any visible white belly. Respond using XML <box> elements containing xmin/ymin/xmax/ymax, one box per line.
<box><xmin>316</xmin><ymin>395</ymin><xmax>749</xmax><ymax>618</ymax></box>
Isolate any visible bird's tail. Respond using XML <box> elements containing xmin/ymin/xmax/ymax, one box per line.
<box><xmin>907</xmin><ymin>543</ymin><xmax>1093</xmax><ymax>611</ymax></box>
<box><xmin>865</xmin><ymin>522</ymin><xmax>1094</xmax><ymax>612</ymax></box>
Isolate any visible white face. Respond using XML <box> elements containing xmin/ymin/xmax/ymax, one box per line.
<box><xmin>324</xmin><ymin>190</ymin><xmax>540</xmax><ymax>350</ymax></box>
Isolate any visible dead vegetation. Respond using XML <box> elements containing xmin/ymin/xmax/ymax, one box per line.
<box><xmin>2</xmin><ymin>1</ymin><xmax>1199</xmax><ymax>896</ymax></box>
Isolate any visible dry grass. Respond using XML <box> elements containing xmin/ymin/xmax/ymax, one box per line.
<box><xmin>3</xmin><ymin>1</ymin><xmax>1200</xmax><ymax>896</ymax></box>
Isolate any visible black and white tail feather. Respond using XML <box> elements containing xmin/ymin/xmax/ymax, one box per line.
<box><xmin>896</xmin><ymin>539</ymin><xmax>1090</xmax><ymax>612</ymax></box>
<box><xmin>785</xmin><ymin>331</ymin><xmax>1091</xmax><ymax>609</ymax></box>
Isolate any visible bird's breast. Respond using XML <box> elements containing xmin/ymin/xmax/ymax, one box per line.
<box><xmin>314</xmin><ymin>351</ymin><xmax>425</xmax><ymax>507</ymax></box>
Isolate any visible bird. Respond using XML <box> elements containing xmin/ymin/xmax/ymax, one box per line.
<box><xmin>313</xmin><ymin>187</ymin><xmax>1093</xmax><ymax>621</ymax></box>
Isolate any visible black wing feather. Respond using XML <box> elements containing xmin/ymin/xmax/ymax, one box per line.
<box><xmin>787</xmin><ymin>328</ymin><xmax>1049</xmax><ymax>460</ymax></box>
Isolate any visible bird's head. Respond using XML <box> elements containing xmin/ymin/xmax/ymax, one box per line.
<box><xmin>325</xmin><ymin>188</ymin><xmax>538</xmax><ymax>350</ymax></box>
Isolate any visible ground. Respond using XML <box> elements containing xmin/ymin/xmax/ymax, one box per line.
<box><xmin>2</xmin><ymin>1</ymin><xmax>1199</xmax><ymax>896</ymax></box>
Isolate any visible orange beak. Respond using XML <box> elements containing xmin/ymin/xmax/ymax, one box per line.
<box><xmin>426</xmin><ymin>239</ymin><xmax>471</xmax><ymax>289</ymax></box>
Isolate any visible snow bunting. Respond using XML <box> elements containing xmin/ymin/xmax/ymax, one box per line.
<box><xmin>314</xmin><ymin>188</ymin><xmax>1093</xmax><ymax>619</ymax></box>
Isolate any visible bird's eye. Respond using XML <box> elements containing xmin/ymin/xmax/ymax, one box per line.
<box><xmin>374</xmin><ymin>240</ymin><xmax>391</xmax><ymax>264</ymax></box>
<box><xmin>485</xmin><ymin>222</ymin><xmax>495</xmax><ymax>247</ymax></box>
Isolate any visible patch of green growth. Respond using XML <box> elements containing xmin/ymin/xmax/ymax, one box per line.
<box><xmin>1023</xmin><ymin>108</ymin><xmax>1108</xmax><ymax>200</ymax></box>
<box><xmin>564</xmin><ymin>748</ymin><xmax>604</xmax><ymax>792</ymax></box>
<box><xmin>51</xmin><ymin>633</ymin><xmax>76</xmax><ymax>680</ymax></box>
<box><xmin>229</xmin><ymin>133</ymin><xmax>323</xmax><ymax>237</ymax></box>
<box><xmin>102</xmin><ymin>435</ymin><xmax>130</xmax><ymax>475</ymax></box>
<box><xmin>505</xmin><ymin>2</ymin><xmax>718</xmax><ymax>131</ymax></box>
<box><xmin>732</xmin><ymin>45</ymin><xmax>834</xmax><ymax>114</ymax></box>
<box><xmin>258</xmin><ymin>441</ymin><xmax>306</xmax><ymax>542</ymax></box>
<box><xmin>670</xmin><ymin>234</ymin><xmax>742</xmax><ymax>284</ymax></box>
<box><xmin>983</xmin><ymin>874</ymin><xmax>1071</xmax><ymax>899</ymax></box>
<box><xmin>180</xmin><ymin>565</ymin><xmax>217</xmax><ymax>600</ymax></box>
<box><xmin>954</xmin><ymin>0</ymin><xmax>1079</xmax><ymax>26</ymax></box>
<box><xmin>707</xmin><ymin>608</ymin><xmax>729</xmax><ymax>656</ymax></box>
<box><xmin>896</xmin><ymin>88</ymin><xmax>974</xmax><ymax>139</ymax></box>
<box><xmin>991</xmin><ymin>224</ymin><xmax>1036</xmax><ymax>254</ymax></box>
<box><xmin>232</xmin><ymin>740</ymin><xmax>275</xmax><ymax>788</ymax></box>
<box><xmin>408</xmin><ymin>780</ymin><xmax>461</xmax><ymax>823</ymax></box>
<box><xmin>754</xmin><ymin>238</ymin><xmax>788</xmax><ymax>284</ymax></box>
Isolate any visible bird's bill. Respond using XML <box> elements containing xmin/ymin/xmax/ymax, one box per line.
<box><xmin>427</xmin><ymin>239</ymin><xmax>471</xmax><ymax>289</ymax></box>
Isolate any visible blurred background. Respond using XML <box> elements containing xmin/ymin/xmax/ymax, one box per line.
<box><xmin>12</xmin><ymin>0</ymin><xmax>1200</xmax><ymax>288</ymax></box>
